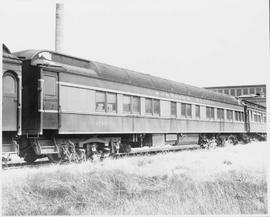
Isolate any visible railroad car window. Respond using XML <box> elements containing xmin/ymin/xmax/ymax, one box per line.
<box><xmin>239</xmin><ymin>112</ymin><xmax>242</xmax><ymax>121</ymax></box>
<box><xmin>123</xmin><ymin>95</ymin><xmax>131</xmax><ymax>113</ymax></box>
<box><xmin>235</xmin><ymin>111</ymin><xmax>243</xmax><ymax>121</ymax></box>
<box><xmin>171</xmin><ymin>102</ymin><xmax>177</xmax><ymax>117</ymax></box>
<box><xmin>107</xmin><ymin>93</ymin><xmax>117</xmax><ymax>113</ymax></box>
<box><xmin>206</xmin><ymin>107</ymin><xmax>210</xmax><ymax>119</ymax></box>
<box><xmin>217</xmin><ymin>108</ymin><xmax>224</xmax><ymax>120</ymax></box>
<box><xmin>186</xmin><ymin>104</ymin><xmax>192</xmax><ymax>117</ymax></box>
<box><xmin>224</xmin><ymin>89</ymin><xmax>229</xmax><ymax>95</ymax></box>
<box><xmin>210</xmin><ymin>107</ymin><xmax>215</xmax><ymax>119</ymax></box>
<box><xmin>145</xmin><ymin>98</ymin><xmax>152</xmax><ymax>114</ymax></box>
<box><xmin>218</xmin><ymin>90</ymin><xmax>223</xmax><ymax>93</ymax></box>
<box><xmin>243</xmin><ymin>89</ymin><xmax>248</xmax><ymax>95</ymax></box>
<box><xmin>237</xmin><ymin>89</ymin><xmax>242</xmax><ymax>96</ymax></box>
<box><xmin>221</xmin><ymin>109</ymin><xmax>224</xmax><ymax>119</ymax></box>
<box><xmin>3</xmin><ymin>75</ymin><xmax>16</xmax><ymax>94</ymax></box>
<box><xmin>250</xmin><ymin>111</ymin><xmax>253</xmax><ymax>121</ymax></box>
<box><xmin>96</xmin><ymin>91</ymin><xmax>106</xmax><ymax>112</ymax></box>
<box><xmin>44</xmin><ymin>76</ymin><xmax>56</xmax><ymax>96</ymax></box>
<box><xmin>132</xmin><ymin>96</ymin><xmax>140</xmax><ymax>114</ymax></box>
<box><xmin>230</xmin><ymin>89</ymin><xmax>235</xmax><ymax>96</ymax></box>
<box><xmin>250</xmin><ymin>88</ymin><xmax>255</xmax><ymax>94</ymax></box>
<box><xmin>181</xmin><ymin>103</ymin><xmax>186</xmax><ymax>117</ymax></box>
<box><xmin>254</xmin><ymin>114</ymin><xmax>258</xmax><ymax>122</ymax></box>
<box><xmin>234</xmin><ymin>111</ymin><xmax>238</xmax><ymax>121</ymax></box>
<box><xmin>206</xmin><ymin>106</ymin><xmax>215</xmax><ymax>119</ymax></box>
<box><xmin>226</xmin><ymin>110</ymin><xmax>233</xmax><ymax>121</ymax></box>
<box><xmin>153</xmin><ymin>99</ymin><xmax>160</xmax><ymax>115</ymax></box>
<box><xmin>258</xmin><ymin>114</ymin><xmax>261</xmax><ymax>122</ymax></box>
<box><xmin>195</xmin><ymin>105</ymin><xmax>200</xmax><ymax>118</ymax></box>
<box><xmin>181</xmin><ymin>103</ymin><xmax>192</xmax><ymax>118</ymax></box>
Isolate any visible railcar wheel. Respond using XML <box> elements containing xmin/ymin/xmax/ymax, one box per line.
<box><xmin>47</xmin><ymin>154</ymin><xmax>62</xmax><ymax>163</ymax></box>
<box><xmin>23</xmin><ymin>148</ymin><xmax>37</xmax><ymax>164</ymax></box>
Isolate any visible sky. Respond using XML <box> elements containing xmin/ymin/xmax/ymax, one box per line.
<box><xmin>0</xmin><ymin>0</ymin><xmax>269</xmax><ymax>87</ymax></box>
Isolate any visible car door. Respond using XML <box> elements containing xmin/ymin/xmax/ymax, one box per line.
<box><xmin>42</xmin><ymin>70</ymin><xmax>59</xmax><ymax>129</ymax></box>
<box><xmin>2</xmin><ymin>72</ymin><xmax>18</xmax><ymax>131</ymax></box>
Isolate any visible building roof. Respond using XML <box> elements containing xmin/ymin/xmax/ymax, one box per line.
<box><xmin>13</xmin><ymin>49</ymin><xmax>240</xmax><ymax>106</ymax></box>
<box><xmin>205</xmin><ymin>84</ymin><xmax>266</xmax><ymax>89</ymax></box>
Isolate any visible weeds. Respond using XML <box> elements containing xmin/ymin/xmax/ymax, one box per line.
<box><xmin>2</xmin><ymin>142</ymin><xmax>267</xmax><ymax>215</ymax></box>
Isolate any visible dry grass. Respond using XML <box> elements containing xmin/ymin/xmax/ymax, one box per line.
<box><xmin>2</xmin><ymin>141</ymin><xmax>268</xmax><ymax>215</ymax></box>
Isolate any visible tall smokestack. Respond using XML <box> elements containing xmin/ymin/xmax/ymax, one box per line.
<box><xmin>55</xmin><ymin>3</ymin><xmax>64</xmax><ymax>52</ymax></box>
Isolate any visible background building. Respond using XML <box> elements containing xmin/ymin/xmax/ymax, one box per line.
<box><xmin>205</xmin><ymin>84</ymin><xmax>266</xmax><ymax>107</ymax></box>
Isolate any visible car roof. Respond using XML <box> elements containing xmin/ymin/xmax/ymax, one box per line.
<box><xmin>13</xmin><ymin>49</ymin><xmax>240</xmax><ymax>106</ymax></box>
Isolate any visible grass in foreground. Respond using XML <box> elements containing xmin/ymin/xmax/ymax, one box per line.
<box><xmin>2</xmin><ymin>142</ymin><xmax>268</xmax><ymax>215</ymax></box>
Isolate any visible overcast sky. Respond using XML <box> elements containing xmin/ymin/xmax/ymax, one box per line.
<box><xmin>1</xmin><ymin>0</ymin><xmax>269</xmax><ymax>87</ymax></box>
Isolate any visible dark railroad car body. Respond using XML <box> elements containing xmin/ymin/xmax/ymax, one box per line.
<box><xmin>2</xmin><ymin>44</ymin><xmax>22</xmax><ymax>154</ymax></box>
<box><xmin>12</xmin><ymin>49</ymin><xmax>267</xmax><ymax>162</ymax></box>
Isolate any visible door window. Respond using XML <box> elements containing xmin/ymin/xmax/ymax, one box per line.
<box><xmin>3</xmin><ymin>74</ymin><xmax>16</xmax><ymax>95</ymax></box>
<box><xmin>44</xmin><ymin>75</ymin><xmax>56</xmax><ymax>96</ymax></box>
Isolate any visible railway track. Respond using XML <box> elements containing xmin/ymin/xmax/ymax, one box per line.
<box><xmin>2</xmin><ymin>160</ymin><xmax>52</xmax><ymax>170</ymax></box>
<box><xmin>2</xmin><ymin>144</ymin><xmax>201</xmax><ymax>170</ymax></box>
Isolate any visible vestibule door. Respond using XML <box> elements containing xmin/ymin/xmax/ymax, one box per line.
<box><xmin>3</xmin><ymin>72</ymin><xmax>18</xmax><ymax>131</ymax></box>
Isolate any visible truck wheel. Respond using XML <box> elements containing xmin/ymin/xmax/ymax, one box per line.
<box><xmin>23</xmin><ymin>147</ymin><xmax>37</xmax><ymax>164</ymax></box>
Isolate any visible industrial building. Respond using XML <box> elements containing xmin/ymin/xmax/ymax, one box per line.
<box><xmin>205</xmin><ymin>85</ymin><xmax>266</xmax><ymax>107</ymax></box>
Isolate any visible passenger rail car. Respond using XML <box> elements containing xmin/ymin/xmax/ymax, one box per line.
<box><xmin>243</xmin><ymin>100</ymin><xmax>267</xmax><ymax>134</ymax></box>
<box><xmin>2</xmin><ymin>44</ymin><xmax>22</xmax><ymax>158</ymax></box>
<box><xmin>6</xmin><ymin>49</ymin><xmax>267</xmax><ymax>162</ymax></box>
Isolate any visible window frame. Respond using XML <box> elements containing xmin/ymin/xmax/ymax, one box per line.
<box><xmin>145</xmin><ymin>98</ymin><xmax>160</xmax><ymax>116</ymax></box>
<box><xmin>250</xmin><ymin>88</ymin><xmax>255</xmax><ymax>94</ymax></box>
<box><xmin>123</xmin><ymin>95</ymin><xmax>132</xmax><ymax>114</ymax></box>
<box><xmin>153</xmin><ymin>99</ymin><xmax>160</xmax><ymax>116</ymax></box>
<box><xmin>236</xmin><ymin>89</ymin><xmax>242</xmax><ymax>96</ymax></box>
<box><xmin>44</xmin><ymin>75</ymin><xmax>57</xmax><ymax>97</ymax></box>
<box><xmin>132</xmin><ymin>96</ymin><xmax>141</xmax><ymax>114</ymax></box>
<box><xmin>145</xmin><ymin>98</ymin><xmax>153</xmax><ymax>115</ymax></box>
<box><xmin>217</xmin><ymin>108</ymin><xmax>224</xmax><ymax>120</ymax></box>
<box><xmin>95</xmin><ymin>91</ymin><xmax>117</xmax><ymax>113</ymax></box>
<box><xmin>206</xmin><ymin>106</ymin><xmax>215</xmax><ymax>120</ymax></box>
<box><xmin>123</xmin><ymin>95</ymin><xmax>141</xmax><ymax>114</ymax></box>
<box><xmin>181</xmin><ymin>103</ymin><xmax>192</xmax><ymax>118</ymax></box>
<box><xmin>3</xmin><ymin>73</ymin><xmax>17</xmax><ymax>96</ymax></box>
<box><xmin>171</xmin><ymin>101</ymin><xmax>177</xmax><ymax>117</ymax></box>
<box><xmin>195</xmin><ymin>105</ymin><xmax>200</xmax><ymax>119</ymax></box>
<box><xmin>106</xmin><ymin>92</ymin><xmax>117</xmax><ymax>113</ymax></box>
<box><xmin>226</xmin><ymin>109</ymin><xmax>233</xmax><ymax>121</ymax></box>
<box><xmin>96</xmin><ymin>91</ymin><xmax>106</xmax><ymax>112</ymax></box>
